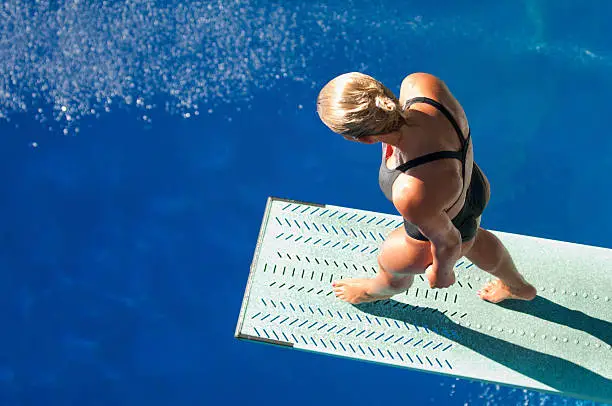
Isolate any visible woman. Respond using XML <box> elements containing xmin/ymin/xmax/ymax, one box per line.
<box><xmin>316</xmin><ymin>72</ymin><xmax>536</xmax><ymax>304</ymax></box>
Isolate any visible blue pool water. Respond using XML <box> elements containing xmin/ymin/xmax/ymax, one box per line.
<box><xmin>1</xmin><ymin>1</ymin><xmax>611</xmax><ymax>405</ymax></box>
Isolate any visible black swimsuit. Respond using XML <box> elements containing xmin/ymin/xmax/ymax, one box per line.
<box><xmin>378</xmin><ymin>96</ymin><xmax>488</xmax><ymax>242</ymax></box>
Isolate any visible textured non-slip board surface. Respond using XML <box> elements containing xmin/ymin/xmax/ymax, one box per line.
<box><xmin>235</xmin><ymin>197</ymin><xmax>612</xmax><ymax>403</ymax></box>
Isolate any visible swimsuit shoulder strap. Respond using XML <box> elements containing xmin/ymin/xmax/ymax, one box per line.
<box><xmin>396</xmin><ymin>97</ymin><xmax>472</xmax><ymax>206</ymax></box>
<box><xmin>403</xmin><ymin>96</ymin><xmax>468</xmax><ymax>148</ymax></box>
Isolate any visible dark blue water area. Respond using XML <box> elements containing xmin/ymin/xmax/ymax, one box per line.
<box><xmin>1</xmin><ymin>1</ymin><xmax>612</xmax><ymax>405</ymax></box>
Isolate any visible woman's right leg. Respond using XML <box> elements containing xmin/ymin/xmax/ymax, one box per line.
<box><xmin>464</xmin><ymin>226</ymin><xmax>537</xmax><ymax>303</ymax></box>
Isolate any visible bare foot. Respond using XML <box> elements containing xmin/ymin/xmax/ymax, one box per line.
<box><xmin>332</xmin><ymin>278</ymin><xmax>394</xmax><ymax>304</ymax></box>
<box><xmin>478</xmin><ymin>279</ymin><xmax>537</xmax><ymax>303</ymax></box>
<box><xmin>425</xmin><ymin>267</ymin><xmax>456</xmax><ymax>289</ymax></box>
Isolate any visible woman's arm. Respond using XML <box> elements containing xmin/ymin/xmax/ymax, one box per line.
<box><xmin>414</xmin><ymin>211</ymin><xmax>462</xmax><ymax>288</ymax></box>
<box><xmin>392</xmin><ymin>173</ymin><xmax>462</xmax><ymax>286</ymax></box>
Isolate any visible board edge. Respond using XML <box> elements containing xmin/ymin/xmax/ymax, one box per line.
<box><xmin>236</xmin><ymin>333</ymin><xmax>294</xmax><ymax>348</ymax></box>
<box><xmin>234</xmin><ymin>197</ymin><xmax>275</xmax><ymax>338</ymax></box>
<box><xmin>267</xmin><ymin>196</ymin><xmax>326</xmax><ymax>208</ymax></box>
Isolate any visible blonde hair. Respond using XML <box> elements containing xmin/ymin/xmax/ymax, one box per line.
<box><xmin>316</xmin><ymin>72</ymin><xmax>405</xmax><ymax>138</ymax></box>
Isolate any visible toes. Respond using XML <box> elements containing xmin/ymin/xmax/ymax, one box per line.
<box><xmin>478</xmin><ymin>281</ymin><xmax>497</xmax><ymax>299</ymax></box>
<box><xmin>334</xmin><ymin>287</ymin><xmax>348</xmax><ymax>300</ymax></box>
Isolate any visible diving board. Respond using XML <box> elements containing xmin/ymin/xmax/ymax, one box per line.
<box><xmin>235</xmin><ymin>197</ymin><xmax>612</xmax><ymax>403</ymax></box>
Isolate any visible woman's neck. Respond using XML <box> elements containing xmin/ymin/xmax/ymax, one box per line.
<box><xmin>381</xmin><ymin>125</ymin><xmax>416</xmax><ymax>149</ymax></box>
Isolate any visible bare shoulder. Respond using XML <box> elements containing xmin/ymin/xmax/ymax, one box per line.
<box><xmin>401</xmin><ymin>72</ymin><xmax>445</xmax><ymax>88</ymax></box>
<box><xmin>391</xmin><ymin>165</ymin><xmax>462</xmax><ymax>222</ymax></box>
<box><xmin>400</xmin><ymin>73</ymin><xmax>447</xmax><ymax>99</ymax></box>
<box><xmin>399</xmin><ymin>72</ymin><xmax>468</xmax><ymax>132</ymax></box>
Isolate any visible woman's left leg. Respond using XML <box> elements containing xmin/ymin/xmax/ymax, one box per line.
<box><xmin>332</xmin><ymin>226</ymin><xmax>430</xmax><ymax>304</ymax></box>
<box><xmin>333</xmin><ymin>223</ymin><xmax>477</xmax><ymax>304</ymax></box>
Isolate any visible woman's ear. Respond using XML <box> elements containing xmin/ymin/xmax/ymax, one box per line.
<box><xmin>357</xmin><ymin>135</ymin><xmax>379</xmax><ymax>145</ymax></box>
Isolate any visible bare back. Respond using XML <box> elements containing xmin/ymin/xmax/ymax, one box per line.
<box><xmin>384</xmin><ymin>73</ymin><xmax>474</xmax><ymax>220</ymax></box>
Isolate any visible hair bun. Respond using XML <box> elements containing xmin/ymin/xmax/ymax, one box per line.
<box><xmin>375</xmin><ymin>95</ymin><xmax>396</xmax><ymax>111</ymax></box>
